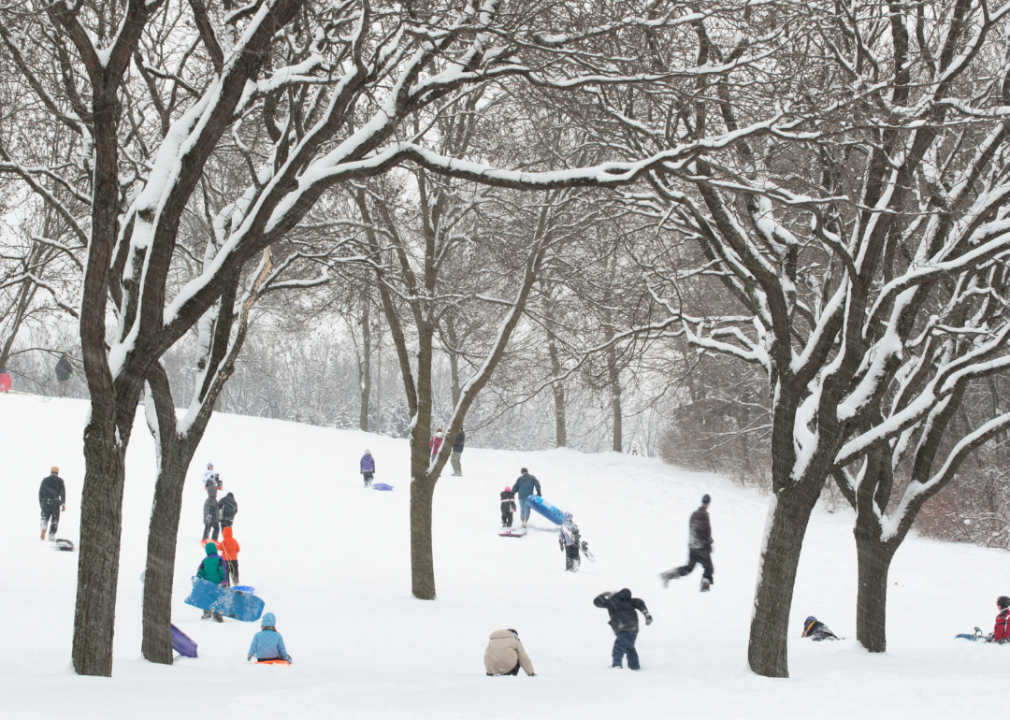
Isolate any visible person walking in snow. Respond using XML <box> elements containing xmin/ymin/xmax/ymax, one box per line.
<box><xmin>203</xmin><ymin>495</ymin><xmax>220</xmax><ymax>541</ymax></box>
<box><xmin>559</xmin><ymin>512</ymin><xmax>581</xmax><ymax>572</ymax></box>
<box><xmin>513</xmin><ymin>468</ymin><xmax>542</xmax><ymax>529</ymax></box>
<box><xmin>248</xmin><ymin>612</ymin><xmax>292</xmax><ymax>663</ymax></box>
<box><xmin>430</xmin><ymin>428</ymin><xmax>444</xmax><ymax>462</ymax></box>
<box><xmin>450</xmin><ymin>429</ymin><xmax>465</xmax><ymax>476</ymax></box>
<box><xmin>0</xmin><ymin>368</ymin><xmax>11</xmax><ymax>393</ymax></box>
<box><xmin>484</xmin><ymin>629</ymin><xmax>535</xmax><ymax>676</ymax></box>
<box><xmin>196</xmin><ymin>542</ymin><xmax>228</xmax><ymax>621</ymax></box>
<box><xmin>661</xmin><ymin>493</ymin><xmax>714</xmax><ymax>591</ymax></box>
<box><xmin>54</xmin><ymin>354</ymin><xmax>72</xmax><ymax>397</ymax></box>
<box><xmin>593</xmin><ymin>589</ymin><xmax>652</xmax><ymax>670</ymax></box>
<box><xmin>221</xmin><ymin>526</ymin><xmax>241</xmax><ymax>584</ymax></box>
<box><xmin>218</xmin><ymin>492</ymin><xmax>238</xmax><ymax>528</ymax></box>
<box><xmin>39</xmin><ymin>466</ymin><xmax>66</xmax><ymax>541</ymax></box>
<box><xmin>500</xmin><ymin>486</ymin><xmax>517</xmax><ymax>528</ymax></box>
<box><xmin>989</xmin><ymin>596</ymin><xmax>1010</xmax><ymax>643</ymax></box>
<box><xmin>361</xmin><ymin>449</ymin><xmax>376</xmax><ymax>488</ymax></box>
<box><xmin>801</xmin><ymin>616</ymin><xmax>839</xmax><ymax>641</ymax></box>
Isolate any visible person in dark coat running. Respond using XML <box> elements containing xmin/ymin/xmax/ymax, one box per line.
<box><xmin>500</xmin><ymin>486</ymin><xmax>517</xmax><ymax>527</ymax></box>
<box><xmin>39</xmin><ymin>466</ymin><xmax>66</xmax><ymax>540</ymax></box>
<box><xmin>450</xmin><ymin>430</ymin><xmax>465</xmax><ymax>476</ymax></box>
<box><xmin>513</xmin><ymin>469</ymin><xmax>542</xmax><ymax>529</ymax></box>
<box><xmin>54</xmin><ymin>354</ymin><xmax>72</xmax><ymax>397</ymax></box>
<box><xmin>361</xmin><ymin>449</ymin><xmax>376</xmax><ymax>487</ymax></box>
<box><xmin>593</xmin><ymin>589</ymin><xmax>653</xmax><ymax>669</ymax></box>
<box><xmin>661</xmin><ymin>494</ymin><xmax>714</xmax><ymax>591</ymax></box>
<box><xmin>801</xmin><ymin>616</ymin><xmax>839</xmax><ymax>641</ymax></box>
<box><xmin>218</xmin><ymin>492</ymin><xmax>238</xmax><ymax>528</ymax></box>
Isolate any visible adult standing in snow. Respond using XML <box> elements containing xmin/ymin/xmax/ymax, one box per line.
<box><xmin>0</xmin><ymin>368</ymin><xmax>11</xmax><ymax>393</ymax></box>
<box><xmin>54</xmin><ymin>354</ymin><xmax>72</xmax><ymax>397</ymax></box>
<box><xmin>39</xmin><ymin>466</ymin><xmax>66</xmax><ymax>541</ymax></box>
<box><xmin>361</xmin><ymin>449</ymin><xmax>376</xmax><ymax>487</ymax></box>
<box><xmin>661</xmin><ymin>493</ymin><xmax>714</xmax><ymax>591</ymax></box>
<box><xmin>483</xmin><ymin>629</ymin><xmax>535</xmax><ymax>676</ymax></box>
<box><xmin>513</xmin><ymin>468</ymin><xmax>542</xmax><ymax>529</ymax></box>
<box><xmin>218</xmin><ymin>492</ymin><xmax>238</xmax><ymax>528</ymax></box>
<box><xmin>450</xmin><ymin>429</ymin><xmax>465</xmax><ymax>476</ymax></box>
<box><xmin>430</xmin><ymin>428</ymin><xmax>444</xmax><ymax>462</ymax></box>
<box><xmin>593</xmin><ymin>589</ymin><xmax>652</xmax><ymax>670</ymax></box>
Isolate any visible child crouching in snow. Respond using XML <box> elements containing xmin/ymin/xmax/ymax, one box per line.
<box><xmin>483</xmin><ymin>629</ymin><xmax>535</xmax><ymax>676</ymax></box>
<box><xmin>248</xmin><ymin>612</ymin><xmax>292</xmax><ymax>663</ymax></box>
<box><xmin>559</xmin><ymin>512</ymin><xmax>580</xmax><ymax>572</ymax></box>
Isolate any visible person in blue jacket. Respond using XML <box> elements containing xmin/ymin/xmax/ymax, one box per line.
<box><xmin>248</xmin><ymin>612</ymin><xmax>292</xmax><ymax>663</ymax></box>
<box><xmin>513</xmin><ymin>468</ymin><xmax>542</xmax><ymax>529</ymax></box>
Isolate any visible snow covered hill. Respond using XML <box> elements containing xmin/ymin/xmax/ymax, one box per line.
<box><xmin>2</xmin><ymin>393</ymin><xmax>1009</xmax><ymax>719</ymax></box>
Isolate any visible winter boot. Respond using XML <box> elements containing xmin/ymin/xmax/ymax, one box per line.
<box><xmin>202</xmin><ymin>610</ymin><xmax>213</xmax><ymax>620</ymax></box>
<box><xmin>41</xmin><ymin>529</ymin><xmax>46</xmax><ymax>540</ymax></box>
<box><xmin>213</xmin><ymin>612</ymin><xmax>224</xmax><ymax>623</ymax></box>
<box><xmin>700</xmin><ymin>579</ymin><xmax>711</xmax><ymax>592</ymax></box>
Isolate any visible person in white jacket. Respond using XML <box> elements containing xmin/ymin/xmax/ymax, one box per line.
<box><xmin>484</xmin><ymin>629</ymin><xmax>535</xmax><ymax>676</ymax></box>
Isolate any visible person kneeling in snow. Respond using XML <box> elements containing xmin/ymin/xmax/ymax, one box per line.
<box><xmin>248</xmin><ymin>613</ymin><xmax>292</xmax><ymax>663</ymax></box>
<box><xmin>484</xmin><ymin>629</ymin><xmax>535</xmax><ymax>676</ymax></box>
<box><xmin>196</xmin><ymin>542</ymin><xmax>228</xmax><ymax>622</ymax></box>
<box><xmin>801</xmin><ymin>616</ymin><xmax>839</xmax><ymax>641</ymax></box>
<box><xmin>988</xmin><ymin>596</ymin><xmax>1010</xmax><ymax>643</ymax></box>
<box><xmin>559</xmin><ymin>512</ymin><xmax>581</xmax><ymax>572</ymax></box>
<box><xmin>594</xmin><ymin>589</ymin><xmax>652</xmax><ymax>670</ymax></box>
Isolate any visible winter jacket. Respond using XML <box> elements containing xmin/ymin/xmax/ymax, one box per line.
<box><xmin>512</xmin><ymin>474</ymin><xmax>541</xmax><ymax>499</ymax></box>
<box><xmin>39</xmin><ymin>474</ymin><xmax>66</xmax><ymax>506</ymax></box>
<box><xmin>430</xmin><ymin>434</ymin><xmax>444</xmax><ymax>456</ymax></box>
<box><xmin>452</xmin><ymin>430</ymin><xmax>466</xmax><ymax>453</ymax></box>
<box><xmin>500</xmin><ymin>490</ymin><xmax>516</xmax><ymax>511</ymax></box>
<box><xmin>361</xmin><ymin>454</ymin><xmax>376</xmax><ymax>473</ymax></box>
<box><xmin>559</xmin><ymin>518</ymin><xmax>579</xmax><ymax>547</ymax></box>
<box><xmin>218</xmin><ymin>493</ymin><xmax>238</xmax><ymax>523</ymax></box>
<box><xmin>248</xmin><ymin>628</ymin><xmax>290</xmax><ymax>661</ymax></box>
<box><xmin>196</xmin><ymin>544</ymin><xmax>228</xmax><ymax>586</ymax></box>
<box><xmin>55</xmin><ymin>357</ymin><xmax>72</xmax><ymax>382</ymax></box>
<box><xmin>221</xmin><ymin>526</ymin><xmax>240</xmax><ymax>561</ymax></box>
<box><xmin>203</xmin><ymin>496</ymin><xmax>219</xmax><ymax>521</ymax></box>
<box><xmin>0</xmin><ymin>370</ymin><xmax>10</xmax><ymax>393</ymax></box>
<box><xmin>688</xmin><ymin>506</ymin><xmax>712</xmax><ymax>550</ymax></box>
<box><xmin>994</xmin><ymin>608</ymin><xmax>1010</xmax><ymax>643</ymax></box>
<box><xmin>801</xmin><ymin>619</ymin><xmax>839</xmax><ymax>641</ymax></box>
<box><xmin>594</xmin><ymin>589</ymin><xmax>649</xmax><ymax>635</ymax></box>
<box><xmin>203</xmin><ymin>470</ymin><xmax>222</xmax><ymax>498</ymax></box>
<box><xmin>483</xmin><ymin>629</ymin><xmax>534</xmax><ymax>676</ymax></box>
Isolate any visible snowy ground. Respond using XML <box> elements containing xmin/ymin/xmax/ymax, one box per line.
<box><xmin>2</xmin><ymin>393</ymin><xmax>1009</xmax><ymax>719</ymax></box>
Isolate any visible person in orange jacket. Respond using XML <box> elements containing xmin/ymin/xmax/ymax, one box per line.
<box><xmin>221</xmin><ymin>526</ymin><xmax>240</xmax><ymax>584</ymax></box>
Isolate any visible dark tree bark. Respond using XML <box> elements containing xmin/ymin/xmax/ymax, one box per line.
<box><xmin>359</xmin><ymin>297</ymin><xmax>372</xmax><ymax>431</ymax></box>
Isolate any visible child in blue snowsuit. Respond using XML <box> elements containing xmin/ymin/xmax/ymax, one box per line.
<box><xmin>248</xmin><ymin>612</ymin><xmax>292</xmax><ymax>663</ymax></box>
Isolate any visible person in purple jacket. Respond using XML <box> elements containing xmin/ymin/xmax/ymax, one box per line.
<box><xmin>361</xmin><ymin>449</ymin><xmax>376</xmax><ymax>488</ymax></box>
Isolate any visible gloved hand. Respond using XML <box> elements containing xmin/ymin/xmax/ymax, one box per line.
<box><xmin>644</xmin><ymin>612</ymin><xmax>654</xmax><ymax>626</ymax></box>
<box><xmin>601</xmin><ymin>591</ymin><xmax>612</xmax><ymax>600</ymax></box>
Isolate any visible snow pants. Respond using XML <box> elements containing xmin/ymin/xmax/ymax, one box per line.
<box><xmin>501</xmin><ymin>505</ymin><xmax>514</xmax><ymax>527</ymax></box>
<box><xmin>612</xmin><ymin>631</ymin><xmax>639</xmax><ymax>669</ymax></box>
<box><xmin>226</xmin><ymin>559</ymin><xmax>239</xmax><ymax>585</ymax></box>
<box><xmin>40</xmin><ymin>501</ymin><xmax>60</xmax><ymax>535</ymax></box>
<box><xmin>565</xmin><ymin>543</ymin><xmax>581</xmax><ymax>572</ymax></box>
<box><xmin>203</xmin><ymin>501</ymin><xmax>220</xmax><ymax>541</ymax></box>
<box><xmin>487</xmin><ymin>660</ymin><xmax>521</xmax><ymax>676</ymax></box>
<box><xmin>57</xmin><ymin>379</ymin><xmax>69</xmax><ymax>397</ymax></box>
<box><xmin>667</xmin><ymin>547</ymin><xmax>713</xmax><ymax>583</ymax></box>
<box><xmin>450</xmin><ymin>451</ymin><xmax>462</xmax><ymax>475</ymax></box>
<box><xmin>362</xmin><ymin>472</ymin><xmax>373</xmax><ymax>487</ymax></box>
<box><xmin>518</xmin><ymin>495</ymin><xmax>532</xmax><ymax>522</ymax></box>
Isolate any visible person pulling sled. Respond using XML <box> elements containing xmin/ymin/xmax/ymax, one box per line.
<box><xmin>196</xmin><ymin>542</ymin><xmax>229</xmax><ymax>622</ymax></box>
<box><xmin>361</xmin><ymin>449</ymin><xmax>376</xmax><ymax>487</ymax></box>
<box><xmin>39</xmin><ymin>466</ymin><xmax>66</xmax><ymax>541</ymax></box>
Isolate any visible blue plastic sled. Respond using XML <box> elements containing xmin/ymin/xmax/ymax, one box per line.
<box><xmin>171</xmin><ymin>624</ymin><xmax>198</xmax><ymax>658</ymax></box>
<box><xmin>184</xmin><ymin>578</ymin><xmax>265</xmax><ymax>622</ymax></box>
<box><xmin>527</xmin><ymin>495</ymin><xmax>565</xmax><ymax>525</ymax></box>
<box><xmin>373</xmin><ymin>483</ymin><xmax>394</xmax><ymax>491</ymax></box>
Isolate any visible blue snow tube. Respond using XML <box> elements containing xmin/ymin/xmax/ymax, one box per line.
<box><xmin>527</xmin><ymin>495</ymin><xmax>565</xmax><ymax>525</ymax></box>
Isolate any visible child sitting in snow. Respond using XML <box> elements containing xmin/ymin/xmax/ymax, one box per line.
<box><xmin>559</xmin><ymin>512</ymin><xmax>581</xmax><ymax>572</ymax></box>
<box><xmin>500</xmin><ymin>486</ymin><xmax>516</xmax><ymax>527</ymax></box>
<box><xmin>801</xmin><ymin>616</ymin><xmax>839</xmax><ymax>641</ymax></box>
<box><xmin>248</xmin><ymin>612</ymin><xmax>292</xmax><ymax>663</ymax></box>
<box><xmin>988</xmin><ymin>596</ymin><xmax>1010</xmax><ymax>643</ymax></box>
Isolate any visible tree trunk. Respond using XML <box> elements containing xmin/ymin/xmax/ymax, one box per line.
<box><xmin>854</xmin><ymin>524</ymin><xmax>893</xmax><ymax>653</ymax></box>
<box><xmin>607</xmin><ymin>337</ymin><xmax>622</xmax><ymax>452</ymax></box>
<box><xmin>445</xmin><ymin>315</ymin><xmax>462</xmax><ymax>408</ymax></box>
<box><xmin>360</xmin><ymin>298</ymin><xmax>371</xmax><ymax>431</ymax></box>
<box><xmin>747</xmin><ymin>480</ymin><xmax>823</xmax><ymax>678</ymax></box>
<box><xmin>72</xmin><ymin>423</ymin><xmax>126</xmax><ymax>676</ymax></box>
<box><xmin>410</xmin><ymin>476</ymin><xmax>437</xmax><ymax>599</ymax></box>
<box><xmin>547</xmin><ymin>323</ymin><xmax>566</xmax><ymax>447</ymax></box>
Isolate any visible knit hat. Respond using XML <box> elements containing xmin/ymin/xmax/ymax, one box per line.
<box><xmin>702</xmin><ymin>494</ymin><xmax>711</xmax><ymax>505</ymax></box>
<box><xmin>51</xmin><ymin>466</ymin><xmax>59</xmax><ymax>474</ymax></box>
<box><xmin>504</xmin><ymin>486</ymin><xmax>511</xmax><ymax>492</ymax></box>
<box><xmin>207</xmin><ymin>462</ymin><xmax>213</xmax><ymax>469</ymax></box>
<box><xmin>262</xmin><ymin>612</ymin><xmax>276</xmax><ymax>628</ymax></box>
<box><xmin>364</xmin><ymin>449</ymin><xmax>371</xmax><ymax>455</ymax></box>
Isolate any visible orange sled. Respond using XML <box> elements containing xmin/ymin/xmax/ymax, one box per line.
<box><xmin>255</xmin><ymin>659</ymin><xmax>290</xmax><ymax>666</ymax></box>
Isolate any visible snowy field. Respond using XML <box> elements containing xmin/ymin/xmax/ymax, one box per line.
<box><xmin>2</xmin><ymin>393</ymin><xmax>1010</xmax><ymax>719</ymax></box>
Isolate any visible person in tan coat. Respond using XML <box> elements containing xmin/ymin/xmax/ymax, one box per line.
<box><xmin>484</xmin><ymin>629</ymin><xmax>535</xmax><ymax>676</ymax></box>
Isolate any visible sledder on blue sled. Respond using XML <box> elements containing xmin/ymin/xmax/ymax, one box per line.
<box><xmin>957</xmin><ymin>595</ymin><xmax>1010</xmax><ymax>642</ymax></box>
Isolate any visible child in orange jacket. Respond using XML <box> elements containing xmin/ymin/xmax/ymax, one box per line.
<box><xmin>221</xmin><ymin>526</ymin><xmax>240</xmax><ymax>584</ymax></box>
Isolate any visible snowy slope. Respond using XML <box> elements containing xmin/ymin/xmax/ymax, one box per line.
<box><xmin>1</xmin><ymin>393</ymin><xmax>1009</xmax><ymax>720</ymax></box>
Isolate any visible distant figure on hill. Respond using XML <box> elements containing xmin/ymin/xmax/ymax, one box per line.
<box><xmin>39</xmin><ymin>466</ymin><xmax>66</xmax><ymax>541</ymax></box>
<box><xmin>54</xmin><ymin>354</ymin><xmax>72</xmax><ymax>397</ymax></box>
<box><xmin>248</xmin><ymin>613</ymin><xmax>292</xmax><ymax>663</ymax></box>
<box><xmin>361</xmin><ymin>449</ymin><xmax>376</xmax><ymax>488</ymax></box>
<box><xmin>483</xmin><ymin>629</ymin><xmax>534</xmax><ymax>676</ymax></box>
<box><xmin>430</xmin><ymin>428</ymin><xmax>444</xmax><ymax>462</ymax></box>
<box><xmin>513</xmin><ymin>468</ymin><xmax>541</xmax><ymax>529</ymax></box>
<box><xmin>450</xmin><ymin>429</ymin><xmax>465</xmax><ymax>476</ymax></box>
<box><xmin>559</xmin><ymin>512</ymin><xmax>581</xmax><ymax>572</ymax></box>
<box><xmin>500</xmin><ymin>486</ymin><xmax>516</xmax><ymax>528</ymax></box>
<box><xmin>218</xmin><ymin>492</ymin><xmax>238</xmax><ymax>528</ymax></box>
<box><xmin>661</xmin><ymin>494</ymin><xmax>714</xmax><ymax>591</ymax></box>
<box><xmin>203</xmin><ymin>463</ymin><xmax>222</xmax><ymax>497</ymax></box>
<box><xmin>203</xmin><ymin>495</ymin><xmax>220</xmax><ymax>542</ymax></box>
<box><xmin>593</xmin><ymin>589</ymin><xmax>652</xmax><ymax>670</ymax></box>
<box><xmin>801</xmin><ymin>616</ymin><xmax>839</xmax><ymax>641</ymax></box>
<box><xmin>196</xmin><ymin>542</ymin><xmax>228</xmax><ymax>622</ymax></box>
<box><xmin>0</xmin><ymin>368</ymin><xmax>11</xmax><ymax>393</ymax></box>
<box><xmin>221</xmin><ymin>526</ymin><xmax>240</xmax><ymax>584</ymax></box>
